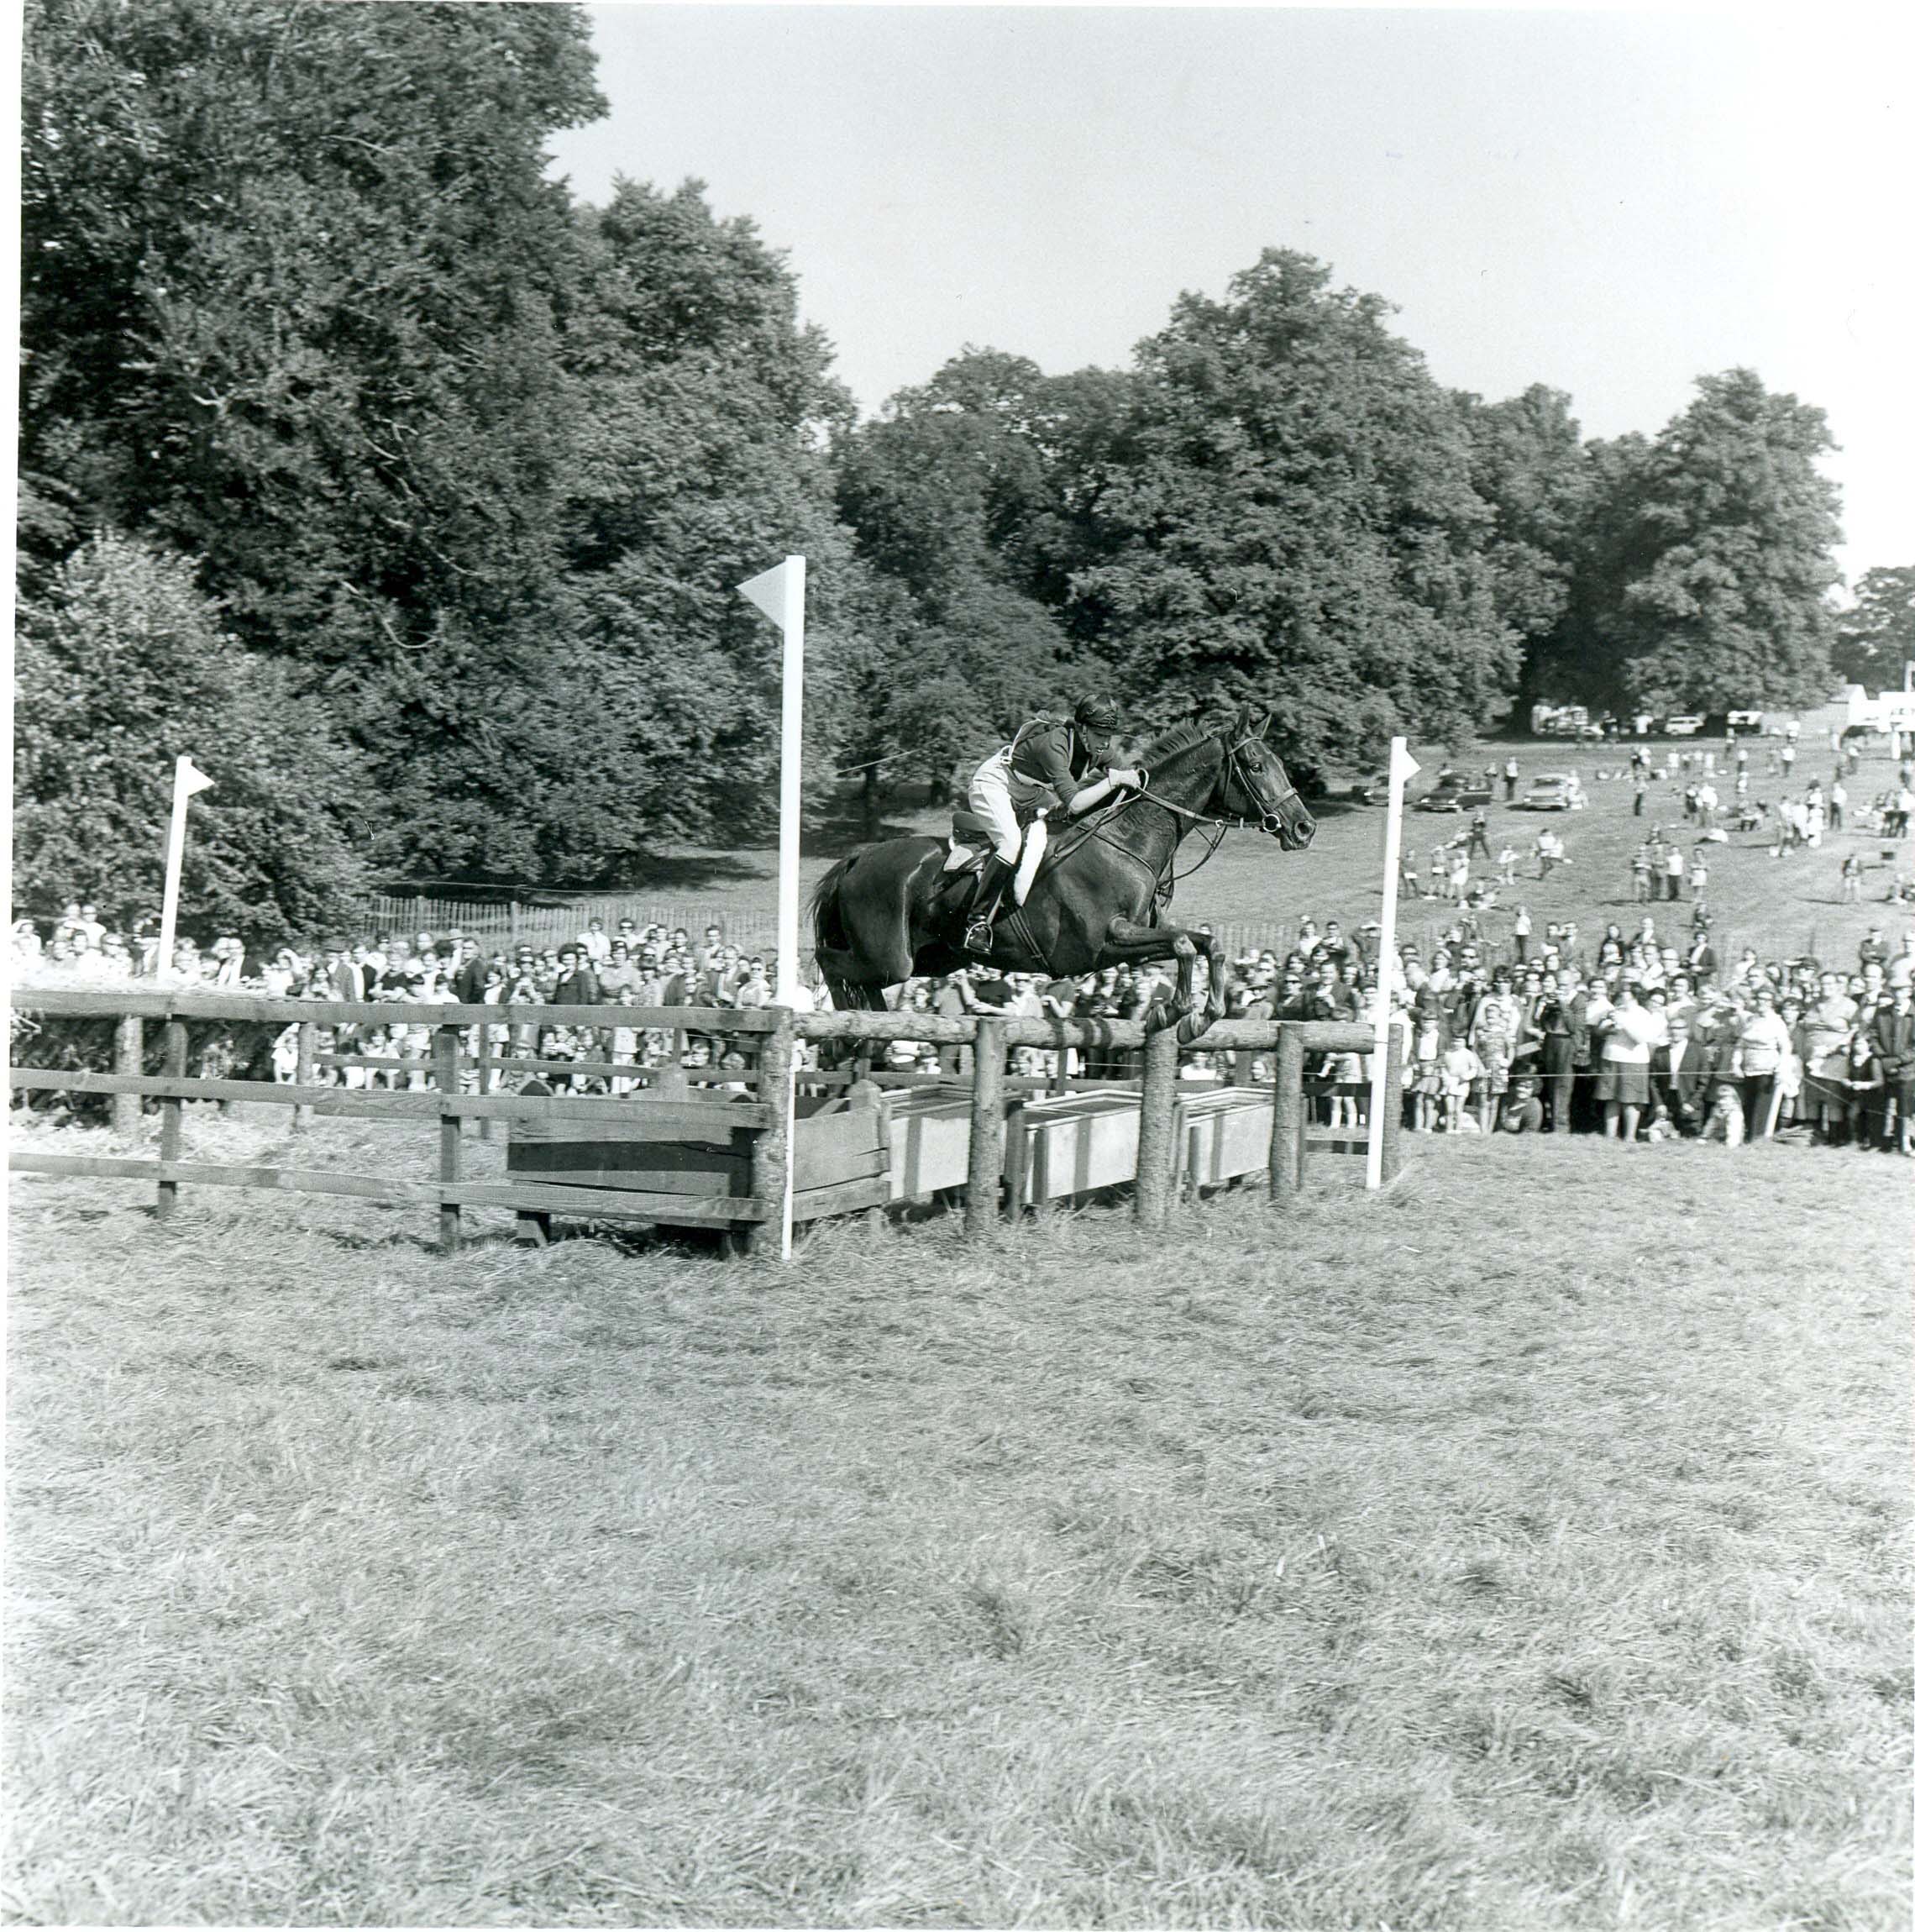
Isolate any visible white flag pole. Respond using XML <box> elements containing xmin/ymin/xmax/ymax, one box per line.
<box><xmin>737</xmin><ymin>556</ymin><xmax>807</xmax><ymax>1262</ymax></box>
<box><xmin>155</xmin><ymin>755</ymin><xmax>215</xmax><ymax>984</ymax></box>
<box><xmin>1365</xmin><ymin>736</ymin><xmax>1419</xmax><ymax>1189</ymax></box>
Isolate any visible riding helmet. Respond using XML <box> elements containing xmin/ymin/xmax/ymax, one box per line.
<box><xmin>1074</xmin><ymin>695</ymin><xmax>1124</xmax><ymax>732</ymax></box>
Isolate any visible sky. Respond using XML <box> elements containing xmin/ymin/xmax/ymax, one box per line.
<box><xmin>548</xmin><ymin>6</ymin><xmax>1913</xmax><ymax>588</ymax></box>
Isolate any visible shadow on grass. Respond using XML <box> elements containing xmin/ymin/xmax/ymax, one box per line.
<box><xmin>606</xmin><ymin>852</ymin><xmax>771</xmax><ymax>892</ymax></box>
<box><xmin>801</xmin><ymin>811</ymin><xmax>933</xmax><ymax>854</ymax></box>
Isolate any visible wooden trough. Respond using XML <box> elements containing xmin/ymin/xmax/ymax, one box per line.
<box><xmin>508</xmin><ymin>1084</ymin><xmax>893</xmax><ymax>1241</ymax></box>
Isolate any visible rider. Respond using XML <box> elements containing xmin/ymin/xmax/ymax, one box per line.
<box><xmin>963</xmin><ymin>695</ymin><xmax>1142</xmax><ymax>954</ymax></box>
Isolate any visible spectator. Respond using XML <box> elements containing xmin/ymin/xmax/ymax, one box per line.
<box><xmin>1595</xmin><ymin>979</ymin><xmax>1663</xmax><ymax>1142</ymax></box>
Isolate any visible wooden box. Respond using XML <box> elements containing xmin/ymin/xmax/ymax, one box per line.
<box><xmin>1177</xmin><ymin>1087</ymin><xmax>1275</xmax><ymax>1190</ymax></box>
<box><xmin>881</xmin><ymin>1083</ymin><xmax>975</xmax><ymax>1201</ymax></box>
<box><xmin>1006</xmin><ymin>1089</ymin><xmax>1141</xmax><ymax>1210</ymax></box>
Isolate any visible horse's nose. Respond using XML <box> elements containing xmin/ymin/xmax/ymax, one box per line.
<box><xmin>1295</xmin><ymin>813</ymin><xmax>1318</xmax><ymax>848</ymax></box>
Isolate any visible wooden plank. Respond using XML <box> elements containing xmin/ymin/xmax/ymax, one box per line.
<box><xmin>294</xmin><ymin>1019</ymin><xmax>316</xmax><ymax>1133</ymax></box>
<box><xmin>8</xmin><ymin>1150</ymin><xmax>436</xmax><ymax>1203</ymax></box>
<box><xmin>462</xmin><ymin>1094</ymin><xmax>771</xmax><ymax>1131</ymax></box>
<box><xmin>444</xmin><ymin>1181</ymin><xmax>765</xmax><ymax>1224</ymax></box>
<box><xmin>11</xmin><ymin>1151</ymin><xmax>165</xmax><ymax>1183</ymax></box>
<box><xmin>6</xmin><ymin>989</ymin><xmax>782</xmax><ymax>1032</ymax></box>
<box><xmin>10</xmin><ymin>1070</ymin><xmax>770</xmax><ymax>1136</ymax></box>
<box><xmin>10</xmin><ymin>1067</ymin><xmax>433</xmax><ymax>1111</ymax></box>
<box><xmin>791</xmin><ymin>1106</ymin><xmax>887</xmax><ymax>1194</ymax></box>
<box><xmin>113</xmin><ymin>1014</ymin><xmax>142</xmax><ymax>1138</ymax></box>
<box><xmin>797</xmin><ymin>1011</ymin><xmax>1374</xmax><ymax>1054</ymax></box>
<box><xmin>790</xmin><ymin>1174</ymin><xmax>892</xmax><ymax>1223</ymax></box>
<box><xmin>157</xmin><ymin>1020</ymin><xmax>187</xmax><ymax>1220</ymax></box>
<box><xmin>506</xmin><ymin>1139</ymin><xmax>749</xmax><ymax>1197</ymax></box>
<box><xmin>434</xmin><ymin>1026</ymin><xmax>462</xmax><ymax>1253</ymax></box>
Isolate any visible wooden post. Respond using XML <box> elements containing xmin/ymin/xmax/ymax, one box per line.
<box><xmin>964</xmin><ymin>1016</ymin><xmax>1007</xmax><ymax>1238</ymax></box>
<box><xmin>293</xmin><ymin>1019</ymin><xmax>316</xmax><ymax>1133</ymax></box>
<box><xmin>1269</xmin><ymin>1026</ymin><xmax>1307</xmax><ymax>1199</ymax></box>
<box><xmin>1380</xmin><ymin>1030</ymin><xmax>1406</xmax><ymax>1185</ymax></box>
<box><xmin>433</xmin><ymin>1025</ymin><xmax>462</xmax><ymax>1254</ymax></box>
<box><xmin>1133</xmin><ymin>1025</ymin><xmax>1181</xmax><ymax>1227</ymax></box>
<box><xmin>156</xmin><ymin>1018</ymin><xmax>187</xmax><ymax>1221</ymax></box>
<box><xmin>745</xmin><ymin>1008</ymin><xmax>795</xmax><ymax>1258</ymax></box>
<box><xmin>113</xmin><ymin>1014</ymin><xmax>142</xmax><ymax>1140</ymax></box>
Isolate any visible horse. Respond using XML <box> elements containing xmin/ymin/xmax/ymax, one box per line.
<box><xmin>811</xmin><ymin>706</ymin><xmax>1317</xmax><ymax>1032</ymax></box>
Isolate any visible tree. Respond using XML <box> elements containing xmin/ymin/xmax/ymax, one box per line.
<box><xmin>1456</xmin><ymin>386</ymin><xmax>1592</xmax><ymax>702</ymax></box>
<box><xmin>1555</xmin><ymin>370</ymin><xmax>1842</xmax><ymax>713</ymax></box>
<box><xmin>1831</xmin><ymin>566</ymin><xmax>1915</xmax><ymax>691</ymax></box>
<box><xmin>540</xmin><ymin>179</ymin><xmax>885</xmax><ymax>875</ymax></box>
<box><xmin>13</xmin><ymin>535</ymin><xmax>366</xmax><ymax>941</ymax></box>
<box><xmin>833</xmin><ymin>349</ymin><xmax>1101</xmax><ymax>816</ymax></box>
<box><xmin>21</xmin><ymin>0</ymin><xmax>607</xmax><ymax>879</ymax></box>
<box><xmin>1063</xmin><ymin>251</ymin><xmax>1517</xmax><ymax>777</ymax></box>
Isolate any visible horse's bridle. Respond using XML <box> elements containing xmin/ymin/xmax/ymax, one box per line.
<box><xmin>1129</xmin><ymin>727</ymin><xmax>1301</xmax><ymax>837</ymax></box>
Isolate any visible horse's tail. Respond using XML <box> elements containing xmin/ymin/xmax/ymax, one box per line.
<box><xmin>809</xmin><ymin>853</ymin><xmax>890</xmax><ymax>1028</ymax></box>
<box><xmin>810</xmin><ymin>854</ymin><xmax>858</xmax><ymax>963</ymax></box>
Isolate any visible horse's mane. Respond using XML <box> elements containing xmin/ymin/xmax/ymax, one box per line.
<box><xmin>1139</xmin><ymin>714</ymin><xmax>1225</xmax><ymax>767</ymax></box>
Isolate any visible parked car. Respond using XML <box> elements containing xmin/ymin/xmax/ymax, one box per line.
<box><xmin>1348</xmin><ymin>769</ymin><xmax>1388</xmax><ymax>805</ymax></box>
<box><xmin>1519</xmin><ymin>772</ymin><xmax>1587</xmax><ymax>811</ymax></box>
<box><xmin>1664</xmin><ymin>714</ymin><xmax>1706</xmax><ymax>737</ymax></box>
<box><xmin>1414</xmin><ymin>769</ymin><xmax>1494</xmax><ymax>813</ymax></box>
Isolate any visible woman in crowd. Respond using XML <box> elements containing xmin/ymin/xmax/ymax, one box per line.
<box><xmin>1595</xmin><ymin>979</ymin><xmax>1663</xmax><ymax>1142</ymax></box>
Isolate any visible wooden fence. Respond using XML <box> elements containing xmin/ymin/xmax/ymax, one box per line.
<box><xmin>9</xmin><ymin>989</ymin><xmax>1400</xmax><ymax>1252</ymax></box>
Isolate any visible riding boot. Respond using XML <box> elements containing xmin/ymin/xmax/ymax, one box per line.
<box><xmin>964</xmin><ymin>854</ymin><xmax>1015</xmax><ymax>954</ymax></box>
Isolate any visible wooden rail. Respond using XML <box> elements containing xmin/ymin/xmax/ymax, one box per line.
<box><xmin>10</xmin><ymin>990</ymin><xmax>1402</xmax><ymax>1246</ymax></box>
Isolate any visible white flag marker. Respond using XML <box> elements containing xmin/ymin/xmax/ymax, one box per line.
<box><xmin>156</xmin><ymin>755</ymin><xmax>216</xmax><ymax>984</ymax></box>
<box><xmin>1366</xmin><ymin>736</ymin><xmax>1419</xmax><ymax>1189</ymax></box>
<box><xmin>737</xmin><ymin>555</ymin><xmax>807</xmax><ymax>1261</ymax></box>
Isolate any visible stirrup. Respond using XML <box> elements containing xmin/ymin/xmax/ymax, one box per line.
<box><xmin>963</xmin><ymin>917</ymin><xmax>994</xmax><ymax>955</ymax></box>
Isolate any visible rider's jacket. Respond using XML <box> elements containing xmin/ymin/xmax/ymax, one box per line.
<box><xmin>1003</xmin><ymin>717</ymin><xmax>1095</xmax><ymax>807</ymax></box>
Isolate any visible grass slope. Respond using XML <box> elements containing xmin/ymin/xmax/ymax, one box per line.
<box><xmin>5</xmin><ymin>1130</ymin><xmax>1910</xmax><ymax>1927</ymax></box>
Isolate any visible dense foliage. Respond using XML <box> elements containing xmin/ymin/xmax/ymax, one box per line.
<box><xmin>14</xmin><ymin>535</ymin><xmax>366</xmax><ymax>938</ymax></box>
<box><xmin>17</xmin><ymin>0</ymin><xmax>1877</xmax><ymax>941</ymax></box>
<box><xmin>1832</xmin><ymin>567</ymin><xmax>1915</xmax><ymax>692</ymax></box>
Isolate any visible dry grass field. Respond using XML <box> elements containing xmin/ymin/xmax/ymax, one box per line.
<box><xmin>5</xmin><ymin>1113</ymin><xmax>1910</xmax><ymax>1927</ymax></box>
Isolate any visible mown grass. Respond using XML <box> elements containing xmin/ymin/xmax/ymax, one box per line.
<box><xmin>5</xmin><ymin>1121</ymin><xmax>1911</xmax><ymax>1927</ymax></box>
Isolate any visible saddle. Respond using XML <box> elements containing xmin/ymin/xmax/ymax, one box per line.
<box><xmin>944</xmin><ymin>808</ymin><xmax>996</xmax><ymax>874</ymax></box>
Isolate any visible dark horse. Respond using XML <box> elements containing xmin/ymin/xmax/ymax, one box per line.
<box><xmin>811</xmin><ymin>706</ymin><xmax>1317</xmax><ymax>1031</ymax></box>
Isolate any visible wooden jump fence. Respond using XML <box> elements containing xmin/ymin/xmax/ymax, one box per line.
<box><xmin>9</xmin><ymin>989</ymin><xmax>1402</xmax><ymax>1252</ymax></box>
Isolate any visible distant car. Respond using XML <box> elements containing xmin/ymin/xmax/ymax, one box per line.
<box><xmin>1348</xmin><ymin>770</ymin><xmax>1388</xmax><ymax>805</ymax></box>
<box><xmin>1414</xmin><ymin>770</ymin><xmax>1494</xmax><ymax>813</ymax></box>
<box><xmin>1519</xmin><ymin>773</ymin><xmax>1587</xmax><ymax>811</ymax></box>
<box><xmin>1664</xmin><ymin>715</ymin><xmax>1705</xmax><ymax>737</ymax></box>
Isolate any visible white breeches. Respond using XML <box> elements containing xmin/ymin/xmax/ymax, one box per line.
<box><xmin>968</xmin><ymin>753</ymin><xmax>1024</xmax><ymax>864</ymax></box>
